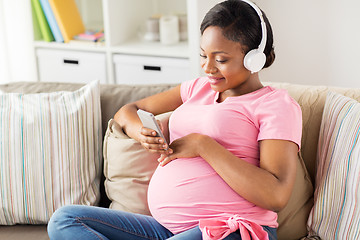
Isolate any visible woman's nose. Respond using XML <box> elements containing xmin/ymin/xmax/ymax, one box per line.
<box><xmin>202</xmin><ymin>59</ymin><xmax>217</xmax><ymax>74</ymax></box>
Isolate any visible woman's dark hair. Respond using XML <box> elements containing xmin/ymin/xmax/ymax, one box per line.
<box><xmin>200</xmin><ymin>0</ymin><xmax>275</xmax><ymax>68</ymax></box>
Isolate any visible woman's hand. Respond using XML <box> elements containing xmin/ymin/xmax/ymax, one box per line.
<box><xmin>138</xmin><ymin>124</ymin><xmax>172</xmax><ymax>154</ymax></box>
<box><xmin>113</xmin><ymin>84</ymin><xmax>182</xmax><ymax>149</ymax></box>
<box><xmin>157</xmin><ymin>133</ymin><xmax>207</xmax><ymax>166</ymax></box>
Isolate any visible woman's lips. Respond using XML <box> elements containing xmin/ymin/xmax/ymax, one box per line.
<box><xmin>208</xmin><ymin>76</ymin><xmax>225</xmax><ymax>85</ymax></box>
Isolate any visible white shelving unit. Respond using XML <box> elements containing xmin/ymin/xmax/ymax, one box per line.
<box><xmin>32</xmin><ymin>0</ymin><xmax>220</xmax><ymax>84</ymax></box>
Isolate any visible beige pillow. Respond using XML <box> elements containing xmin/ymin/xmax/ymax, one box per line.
<box><xmin>277</xmin><ymin>153</ymin><xmax>314</xmax><ymax>240</ymax></box>
<box><xmin>103</xmin><ymin>112</ymin><xmax>171</xmax><ymax>215</ymax></box>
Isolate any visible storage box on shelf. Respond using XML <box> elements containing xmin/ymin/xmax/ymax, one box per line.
<box><xmin>36</xmin><ymin>49</ymin><xmax>107</xmax><ymax>84</ymax></box>
<box><xmin>113</xmin><ymin>54</ymin><xmax>191</xmax><ymax>85</ymax></box>
<box><xmin>31</xmin><ymin>0</ymin><xmax>220</xmax><ymax>84</ymax></box>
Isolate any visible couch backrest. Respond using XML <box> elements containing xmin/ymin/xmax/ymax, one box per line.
<box><xmin>265</xmin><ymin>82</ymin><xmax>360</xmax><ymax>184</ymax></box>
<box><xmin>2</xmin><ymin>81</ymin><xmax>360</xmax><ymax>185</ymax></box>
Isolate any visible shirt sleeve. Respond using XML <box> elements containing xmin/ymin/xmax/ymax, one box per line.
<box><xmin>256</xmin><ymin>90</ymin><xmax>302</xmax><ymax>149</ymax></box>
<box><xmin>180</xmin><ymin>77</ymin><xmax>206</xmax><ymax>103</ymax></box>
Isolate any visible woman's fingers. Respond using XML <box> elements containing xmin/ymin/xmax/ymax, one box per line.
<box><xmin>158</xmin><ymin>153</ymin><xmax>176</xmax><ymax>166</ymax></box>
<box><xmin>139</xmin><ymin>126</ymin><xmax>169</xmax><ymax>152</ymax></box>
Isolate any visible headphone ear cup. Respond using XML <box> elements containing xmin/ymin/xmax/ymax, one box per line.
<box><xmin>243</xmin><ymin>49</ymin><xmax>266</xmax><ymax>73</ymax></box>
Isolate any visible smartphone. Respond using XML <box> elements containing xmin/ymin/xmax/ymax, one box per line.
<box><xmin>137</xmin><ymin>109</ymin><xmax>168</xmax><ymax>145</ymax></box>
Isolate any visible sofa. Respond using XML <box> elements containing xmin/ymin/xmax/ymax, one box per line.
<box><xmin>0</xmin><ymin>80</ymin><xmax>359</xmax><ymax>240</ymax></box>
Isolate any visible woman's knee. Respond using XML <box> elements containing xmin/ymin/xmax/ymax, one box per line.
<box><xmin>47</xmin><ymin>205</ymin><xmax>83</xmax><ymax>237</ymax></box>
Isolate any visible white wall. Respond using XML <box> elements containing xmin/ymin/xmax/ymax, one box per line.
<box><xmin>0</xmin><ymin>0</ymin><xmax>37</xmax><ymax>83</ymax></box>
<box><xmin>257</xmin><ymin>0</ymin><xmax>360</xmax><ymax>88</ymax></box>
<box><xmin>187</xmin><ymin>0</ymin><xmax>222</xmax><ymax>77</ymax></box>
<box><xmin>2</xmin><ymin>0</ymin><xmax>360</xmax><ymax>87</ymax></box>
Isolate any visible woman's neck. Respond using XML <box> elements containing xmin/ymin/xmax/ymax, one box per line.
<box><xmin>218</xmin><ymin>75</ymin><xmax>263</xmax><ymax>102</ymax></box>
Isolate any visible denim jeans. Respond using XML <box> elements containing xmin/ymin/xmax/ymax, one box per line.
<box><xmin>47</xmin><ymin>205</ymin><xmax>277</xmax><ymax>240</ymax></box>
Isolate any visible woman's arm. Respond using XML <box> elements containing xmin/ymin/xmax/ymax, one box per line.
<box><xmin>158</xmin><ymin>134</ymin><xmax>298</xmax><ymax>212</ymax></box>
<box><xmin>114</xmin><ymin>85</ymin><xmax>182</xmax><ymax>153</ymax></box>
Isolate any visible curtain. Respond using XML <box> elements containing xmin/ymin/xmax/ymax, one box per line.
<box><xmin>0</xmin><ymin>0</ymin><xmax>37</xmax><ymax>83</ymax></box>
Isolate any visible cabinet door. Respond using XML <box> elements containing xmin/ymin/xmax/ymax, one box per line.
<box><xmin>36</xmin><ymin>49</ymin><xmax>107</xmax><ymax>83</ymax></box>
<box><xmin>113</xmin><ymin>54</ymin><xmax>191</xmax><ymax>85</ymax></box>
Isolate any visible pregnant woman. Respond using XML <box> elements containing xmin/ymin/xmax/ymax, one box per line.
<box><xmin>47</xmin><ymin>1</ymin><xmax>302</xmax><ymax>239</ymax></box>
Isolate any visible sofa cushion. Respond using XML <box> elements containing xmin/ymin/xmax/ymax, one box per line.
<box><xmin>307</xmin><ymin>92</ymin><xmax>360</xmax><ymax>239</ymax></box>
<box><xmin>0</xmin><ymin>81</ymin><xmax>102</xmax><ymax>225</ymax></box>
<box><xmin>0</xmin><ymin>225</ymin><xmax>48</xmax><ymax>240</ymax></box>
<box><xmin>277</xmin><ymin>153</ymin><xmax>313</xmax><ymax>240</ymax></box>
<box><xmin>103</xmin><ymin>113</ymin><xmax>171</xmax><ymax>215</ymax></box>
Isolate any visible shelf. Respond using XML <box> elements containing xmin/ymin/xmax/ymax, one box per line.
<box><xmin>34</xmin><ymin>39</ymin><xmax>189</xmax><ymax>59</ymax></box>
<box><xmin>31</xmin><ymin>0</ymin><xmax>220</xmax><ymax>83</ymax></box>
<box><xmin>34</xmin><ymin>41</ymin><xmax>106</xmax><ymax>53</ymax></box>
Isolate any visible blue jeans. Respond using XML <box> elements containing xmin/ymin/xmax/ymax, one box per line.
<box><xmin>47</xmin><ymin>205</ymin><xmax>277</xmax><ymax>240</ymax></box>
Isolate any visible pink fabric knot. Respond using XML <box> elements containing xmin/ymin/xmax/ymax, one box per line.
<box><xmin>199</xmin><ymin>215</ymin><xmax>269</xmax><ymax>240</ymax></box>
<box><xmin>226</xmin><ymin>217</ymin><xmax>238</xmax><ymax>233</ymax></box>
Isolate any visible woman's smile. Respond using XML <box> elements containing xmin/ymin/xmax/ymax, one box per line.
<box><xmin>207</xmin><ymin>76</ymin><xmax>225</xmax><ymax>85</ymax></box>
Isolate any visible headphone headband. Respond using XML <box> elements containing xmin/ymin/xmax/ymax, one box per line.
<box><xmin>241</xmin><ymin>0</ymin><xmax>267</xmax><ymax>73</ymax></box>
<box><xmin>241</xmin><ymin>0</ymin><xmax>267</xmax><ymax>52</ymax></box>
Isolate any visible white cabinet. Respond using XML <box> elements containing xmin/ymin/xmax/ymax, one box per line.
<box><xmin>113</xmin><ymin>54</ymin><xmax>191</xmax><ymax>85</ymax></box>
<box><xmin>32</xmin><ymin>0</ymin><xmax>220</xmax><ymax>84</ymax></box>
<box><xmin>37</xmin><ymin>49</ymin><xmax>106</xmax><ymax>84</ymax></box>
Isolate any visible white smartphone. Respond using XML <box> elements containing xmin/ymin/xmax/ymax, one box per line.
<box><xmin>137</xmin><ymin>109</ymin><xmax>168</xmax><ymax>145</ymax></box>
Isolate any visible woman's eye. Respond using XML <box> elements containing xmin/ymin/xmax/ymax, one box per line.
<box><xmin>216</xmin><ymin>59</ymin><xmax>227</xmax><ymax>63</ymax></box>
<box><xmin>199</xmin><ymin>54</ymin><xmax>206</xmax><ymax>59</ymax></box>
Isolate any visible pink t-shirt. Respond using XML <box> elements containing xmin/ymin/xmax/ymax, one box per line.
<box><xmin>147</xmin><ymin>77</ymin><xmax>302</xmax><ymax>235</ymax></box>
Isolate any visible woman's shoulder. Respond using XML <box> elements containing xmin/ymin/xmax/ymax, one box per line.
<box><xmin>253</xmin><ymin>86</ymin><xmax>302</xmax><ymax>117</ymax></box>
<box><xmin>256</xmin><ymin>86</ymin><xmax>303</xmax><ymax>148</ymax></box>
<box><xmin>262</xmin><ymin>86</ymin><xmax>300</xmax><ymax>108</ymax></box>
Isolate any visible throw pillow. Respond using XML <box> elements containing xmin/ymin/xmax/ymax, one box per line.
<box><xmin>277</xmin><ymin>153</ymin><xmax>314</xmax><ymax>240</ymax></box>
<box><xmin>103</xmin><ymin>112</ymin><xmax>171</xmax><ymax>215</ymax></box>
<box><xmin>307</xmin><ymin>91</ymin><xmax>360</xmax><ymax>239</ymax></box>
<box><xmin>0</xmin><ymin>81</ymin><xmax>102</xmax><ymax>225</ymax></box>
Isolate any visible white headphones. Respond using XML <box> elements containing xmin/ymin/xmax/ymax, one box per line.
<box><xmin>241</xmin><ymin>0</ymin><xmax>267</xmax><ymax>73</ymax></box>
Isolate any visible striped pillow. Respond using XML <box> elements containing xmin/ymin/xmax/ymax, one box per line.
<box><xmin>0</xmin><ymin>81</ymin><xmax>102</xmax><ymax>225</ymax></box>
<box><xmin>307</xmin><ymin>91</ymin><xmax>360</xmax><ymax>239</ymax></box>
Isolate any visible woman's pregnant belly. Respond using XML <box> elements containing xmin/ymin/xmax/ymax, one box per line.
<box><xmin>147</xmin><ymin>157</ymin><xmax>271</xmax><ymax>234</ymax></box>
